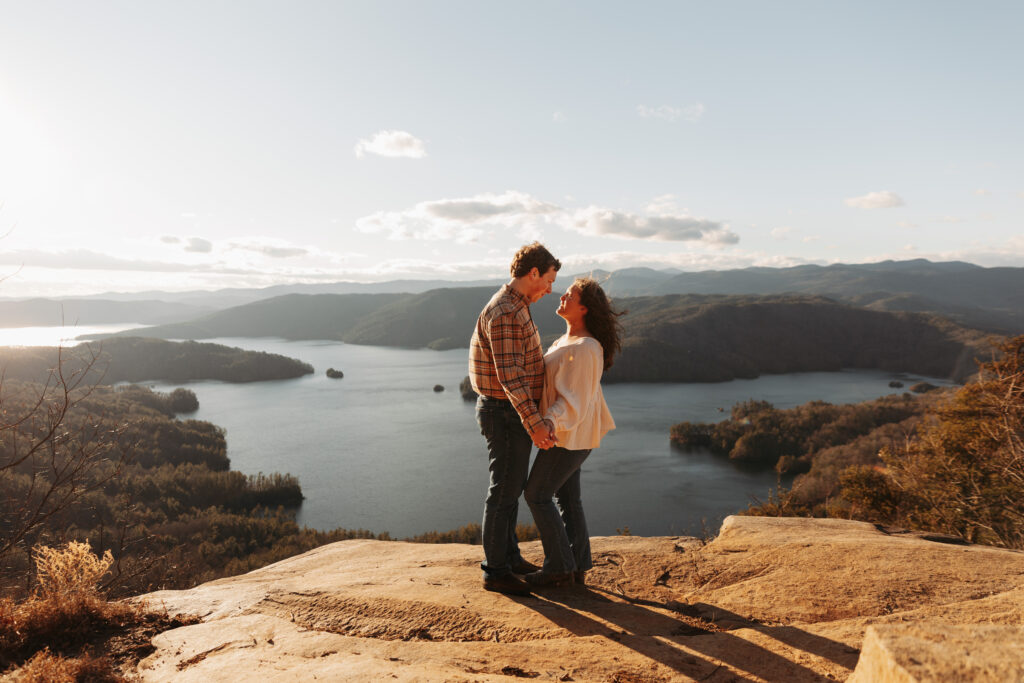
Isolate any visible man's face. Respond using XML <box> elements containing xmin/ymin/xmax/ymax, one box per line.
<box><xmin>528</xmin><ymin>266</ymin><xmax>558</xmax><ymax>303</ymax></box>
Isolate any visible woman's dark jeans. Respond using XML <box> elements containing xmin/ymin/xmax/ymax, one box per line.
<box><xmin>524</xmin><ymin>446</ymin><xmax>592</xmax><ymax>575</ymax></box>
<box><xmin>476</xmin><ymin>395</ymin><xmax>532</xmax><ymax>578</ymax></box>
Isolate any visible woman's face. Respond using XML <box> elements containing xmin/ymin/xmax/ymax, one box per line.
<box><xmin>557</xmin><ymin>285</ymin><xmax>587</xmax><ymax>324</ymax></box>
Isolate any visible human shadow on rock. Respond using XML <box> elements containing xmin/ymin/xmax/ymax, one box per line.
<box><xmin>522</xmin><ymin>586</ymin><xmax>837</xmax><ymax>682</ymax></box>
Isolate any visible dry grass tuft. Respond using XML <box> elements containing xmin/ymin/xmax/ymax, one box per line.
<box><xmin>33</xmin><ymin>541</ymin><xmax>113</xmax><ymax>600</ymax></box>
<box><xmin>0</xmin><ymin>541</ymin><xmax>145</xmax><ymax>680</ymax></box>
<box><xmin>9</xmin><ymin>648</ymin><xmax>123</xmax><ymax>683</ymax></box>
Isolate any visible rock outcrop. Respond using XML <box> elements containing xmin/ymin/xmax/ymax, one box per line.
<box><xmin>134</xmin><ymin>516</ymin><xmax>1024</xmax><ymax>682</ymax></box>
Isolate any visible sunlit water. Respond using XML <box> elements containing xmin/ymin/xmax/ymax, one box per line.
<box><xmin>0</xmin><ymin>324</ymin><xmax>141</xmax><ymax>347</ymax></box>
<box><xmin>126</xmin><ymin>337</ymin><xmax>954</xmax><ymax>538</ymax></box>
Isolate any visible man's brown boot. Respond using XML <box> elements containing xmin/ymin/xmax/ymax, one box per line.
<box><xmin>483</xmin><ymin>573</ymin><xmax>532</xmax><ymax>596</ymax></box>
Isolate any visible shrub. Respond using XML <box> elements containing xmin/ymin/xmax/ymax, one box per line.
<box><xmin>858</xmin><ymin>336</ymin><xmax>1024</xmax><ymax>546</ymax></box>
<box><xmin>0</xmin><ymin>541</ymin><xmax>141</xmax><ymax>677</ymax></box>
<box><xmin>12</xmin><ymin>649</ymin><xmax>122</xmax><ymax>683</ymax></box>
<box><xmin>32</xmin><ymin>541</ymin><xmax>112</xmax><ymax>600</ymax></box>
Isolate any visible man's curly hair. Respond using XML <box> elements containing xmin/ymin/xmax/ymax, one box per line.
<box><xmin>510</xmin><ymin>242</ymin><xmax>561</xmax><ymax>278</ymax></box>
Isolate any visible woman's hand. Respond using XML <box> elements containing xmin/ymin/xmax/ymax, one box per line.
<box><xmin>529</xmin><ymin>419</ymin><xmax>558</xmax><ymax>450</ymax></box>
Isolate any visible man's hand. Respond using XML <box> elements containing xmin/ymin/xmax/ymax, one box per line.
<box><xmin>529</xmin><ymin>419</ymin><xmax>558</xmax><ymax>450</ymax></box>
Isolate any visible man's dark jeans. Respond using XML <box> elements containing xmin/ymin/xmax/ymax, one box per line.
<box><xmin>476</xmin><ymin>395</ymin><xmax>532</xmax><ymax>578</ymax></box>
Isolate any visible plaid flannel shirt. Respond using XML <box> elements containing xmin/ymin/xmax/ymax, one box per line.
<box><xmin>469</xmin><ymin>284</ymin><xmax>545</xmax><ymax>434</ymax></box>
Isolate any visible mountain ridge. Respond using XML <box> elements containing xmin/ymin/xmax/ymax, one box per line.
<box><xmin>5</xmin><ymin>259</ymin><xmax>1022</xmax><ymax>333</ymax></box>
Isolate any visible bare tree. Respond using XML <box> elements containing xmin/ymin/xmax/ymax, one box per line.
<box><xmin>0</xmin><ymin>344</ymin><xmax>134</xmax><ymax>574</ymax></box>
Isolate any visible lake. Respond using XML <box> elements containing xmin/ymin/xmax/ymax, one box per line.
<box><xmin>0</xmin><ymin>324</ymin><xmax>140</xmax><ymax>347</ymax></box>
<box><xmin>128</xmin><ymin>337</ymin><xmax>953</xmax><ymax>538</ymax></box>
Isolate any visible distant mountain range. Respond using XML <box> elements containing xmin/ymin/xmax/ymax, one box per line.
<box><xmin>4</xmin><ymin>259</ymin><xmax>1022</xmax><ymax>333</ymax></box>
<box><xmin>84</xmin><ymin>287</ymin><xmax>992</xmax><ymax>384</ymax></box>
<box><xmin>0</xmin><ymin>298</ymin><xmax>213</xmax><ymax>328</ymax></box>
<box><xmin>82</xmin><ymin>287</ymin><xmax>561</xmax><ymax>349</ymax></box>
<box><xmin>582</xmin><ymin>260</ymin><xmax>1023</xmax><ymax>332</ymax></box>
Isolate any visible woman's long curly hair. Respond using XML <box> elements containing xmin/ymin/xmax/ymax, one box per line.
<box><xmin>575</xmin><ymin>277</ymin><xmax>626</xmax><ymax>371</ymax></box>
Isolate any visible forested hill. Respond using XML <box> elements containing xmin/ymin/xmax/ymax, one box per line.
<box><xmin>93</xmin><ymin>288</ymin><xmax>566</xmax><ymax>348</ymax></box>
<box><xmin>93</xmin><ymin>289</ymin><xmax>991</xmax><ymax>383</ymax></box>
<box><xmin>91</xmin><ymin>292</ymin><xmax>410</xmax><ymax>342</ymax></box>
<box><xmin>599</xmin><ymin>260</ymin><xmax>1024</xmax><ymax>333</ymax></box>
<box><xmin>0</xmin><ymin>337</ymin><xmax>314</xmax><ymax>384</ymax></box>
<box><xmin>602</xmin><ymin>294</ymin><xmax>989</xmax><ymax>383</ymax></box>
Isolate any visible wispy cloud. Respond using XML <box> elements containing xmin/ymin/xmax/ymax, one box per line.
<box><xmin>844</xmin><ymin>191</ymin><xmax>905</xmax><ymax>209</ymax></box>
<box><xmin>770</xmin><ymin>226</ymin><xmax>794</xmax><ymax>240</ymax></box>
<box><xmin>974</xmin><ymin>188</ymin><xmax>992</xmax><ymax>196</ymax></box>
<box><xmin>354</xmin><ymin>130</ymin><xmax>428</xmax><ymax>159</ymax></box>
<box><xmin>559</xmin><ymin>250</ymin><xmax>819</xmax><ymax>274</ymax></box>
<box><xmin>184</xmin><ymin>237</ymin><xmax>213</xmax><ymax>253</ymax></box>
<box><xmin>229</xmin><ymin>240</ymin><xmax>309</xmax><ymax>258</ymax></box>
<box><xmin>356</xmin><ymin>191</ymin><xmax>736</xmax><ymax>245</ymax></box>
<box><xmin>569</xmin><ymin>207</ymin><xmax>737</xmax><ymax>244</ymax></box>
<box><xmin>0</xmin><ymin>249</ymin><xmax>224</xmax><ymax>273</ymax></box>
<box><xmin>355</xmin><ymin>191</ymin><xmax>559</xmax><ymax>243</ymax></box>
<box><xmin>552</xmin><ymin>111</ymin><xmax>567</xmax><ymax>123</ymax></box>
<box><xmin>160</xmin><ymin>235</ymin><xmax>180</xmax><ymax>244</ymax></box>
<box><xmin>636</xmin><ymin>103</ymin><xmax>705</xmax><ymax>122</ymax></box>
<box><xmin>646</xmin><ymin>194</ymin><xmax>682</xmax><ymax>213</ymax></box>
<box><xmin>865</xmin><ymin>235</ymin><xmax>1024</xmax><ymax>268</ymax></box>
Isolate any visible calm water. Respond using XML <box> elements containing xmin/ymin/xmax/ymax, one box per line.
<box><xmin>0</xmin><ymin>324</ymin><xmax>139</xmax><ymax>347</ymax></box>
<box><xmin>129</xmin><ymin>337</ymin><xmax>954</xmax><ymax>538</ymax></box>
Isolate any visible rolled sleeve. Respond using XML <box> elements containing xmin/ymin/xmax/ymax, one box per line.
<box><xmin>488</xmin><ymin>315</ymin><xmax>544</xmax><ymax>432</ymax></box>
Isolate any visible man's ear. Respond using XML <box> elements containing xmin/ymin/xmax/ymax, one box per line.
<box><xmin>529</xmin><ymin>267</ymin><xmax>540</xmax><ymax>279</ymax></box>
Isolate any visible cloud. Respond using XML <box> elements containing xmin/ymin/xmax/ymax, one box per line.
<box><xmin>636</xmin><ymin>103</ymin><xmax>705</xmax><ymax>122</ymax></box>
<box><xmin>558</xmin><ymin>250</ymin><xmax>821</xmax><ymax>274</ymax></box>
<box><xmin>160</xmin><ymin>236</ymin><xmax>180</xmax><ymax>244</ymax></box>
<box><xmin>844</xmin><ymin>191</ymin><xmax>905</xmax><ymax>209</ymax></box>
<box><xmin>861</xmin><ymin>236</ymin><xmax>1024</xmax><ymax>268</ymax></box>
<box><xmin>184</xmin><ymin>237</ymin><xmax>213</xmax><ymax>253</ymax></box>
<box><xmin>646</xmin><ymin>194</ymin><xmax>682</xmax><ymax>214</ymax></box>
<box><xmin>357</xmin><ymin>191</ymin><xmax>736</xmax><ymax>246</ymax></box>
<box><xmin>569</xmin><ymin>207</ymin><xmax>738</xmax><ymax>244</ymax></box>
<box><xmin>0</xmin><ymin>249</ymin><xmax>225</xmax><ymax>273</ymax></box>
<box><xmin>229</xmin><ymin>241</ymin><xmax>309</xmax><ymax>258</ymax></box>
<box><xmin>770</xmin><ymin>226</ymin><xmax>794</xmax><ymax>240</ymax></box>
<box><xmin>974</xmin><ymin>188</ymin><xmax>992</xmax><ymax>196</ymax></box>
<box><xmin>896</xmin><ymin>221</ymin><xmax>918</xmax><ymax>229</ymax></box>
<box><xmin>552</xmin><ymin>111</ymin><xmax>567</xmax><ymax>123</ymax></box>
<box><xmin>355</xmin><ymin>191</ymin><xmax>560</xmax><ymax>243</ymax></box>
<box><xmin>354</xmin><ymin>130</ymin><xmax>427</xmax><ymax>159</ymax></box>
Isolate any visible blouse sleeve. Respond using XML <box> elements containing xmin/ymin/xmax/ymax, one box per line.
<box><xmin>543</xmin><ymin>340</ymin><xmax>603</xmax><ymax>435</ymax></box>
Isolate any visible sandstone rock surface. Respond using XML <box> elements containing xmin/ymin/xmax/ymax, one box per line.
<box><xmin>849</xmin><ymin>623</ymin><xmax>1024</xmax><ymax>682</ymax></box>
<box><xmin>135</xmin><ymin>516</ymin><xmax>1024</xmax><ymax>682</ymax></box>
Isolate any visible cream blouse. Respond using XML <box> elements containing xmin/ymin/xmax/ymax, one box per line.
<box><xmin>539</xmin><ymin>335</ymin><xmax>616</xmax><ymax>450</ymax></box>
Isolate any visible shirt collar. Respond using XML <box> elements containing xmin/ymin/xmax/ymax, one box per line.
<box><xmin>502</xmin><ymin>283</ymin><xmax>530</xmax><ymax>307</ymax></box>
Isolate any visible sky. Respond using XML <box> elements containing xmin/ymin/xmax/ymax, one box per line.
<box><xmin>0</xmin><ymin>1</ymin><xmax>1022</xmax><ymax>298</ymax></box>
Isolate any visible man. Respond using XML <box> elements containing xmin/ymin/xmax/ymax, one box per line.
<box><xmin>470</xmin><ymin>242</ymin><xmax>560</xmax><ymax>596</ymax></box>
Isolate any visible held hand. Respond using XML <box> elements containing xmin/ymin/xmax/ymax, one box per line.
<box><xmin>528</xmin><ymin>421</ymin><xmax>549</xmax><ymax>449</ymax></box>
<box><xmin>543</xmin><ymin>419</ymin><xmax>558</xmax><ymax>446</ymax></box>
<box><xmin>529</xmin><ymin>419</ymin><xmax>558</xmax><ymax>450</ymax></box>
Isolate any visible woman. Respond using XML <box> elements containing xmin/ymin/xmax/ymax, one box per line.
<box><xmin>523</xmin><ymin>277</ymin><xmax>624</xmax><ymax>587</ymax></box>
